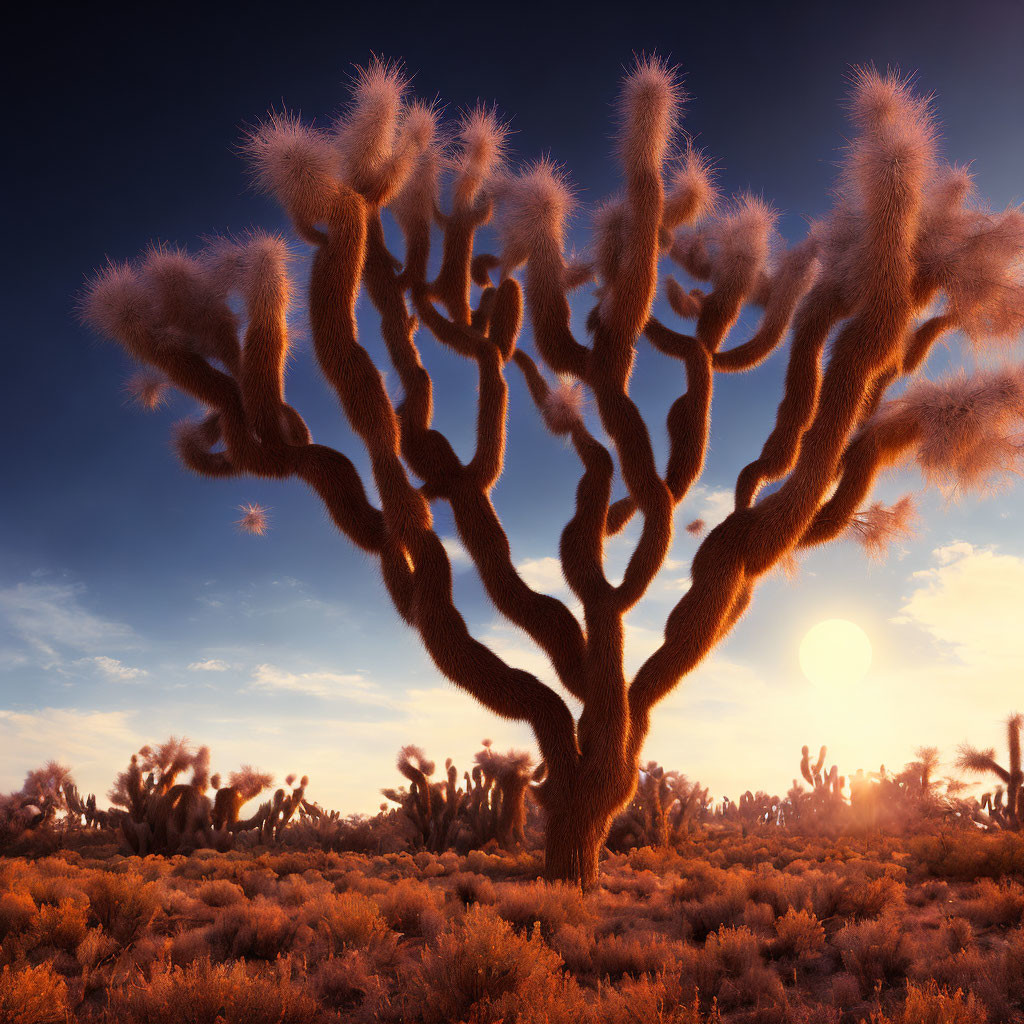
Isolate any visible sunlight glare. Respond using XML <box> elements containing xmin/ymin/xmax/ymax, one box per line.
<box><xmin>799</xmin><ymin>619</ymin><xmax>873</xmax><ymax>688</ymax></box>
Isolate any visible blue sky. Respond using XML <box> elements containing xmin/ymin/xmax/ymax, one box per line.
<box><xmin>3</xmin><ymin>1</ymin><xmax>1023</xmax><ymax>813</ymax></box>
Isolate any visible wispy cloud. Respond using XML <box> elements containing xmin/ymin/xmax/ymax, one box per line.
<box><xmin>0</xmin><ymin>707</ymin><xmax>140</xmax><ymax>796</ymax></box>
<box><xmin>248</xmin><ymin>663</ymin><xmax>395</xmax><ymax>705</ymax></box>
<box><xmin>895</xmin><ymin>541</ymin><xmax>1024</xmax><ymax>669</ymax></box>
<box><xmin>441</xmin><ymin>536</ymin><xmax>471</xmax><ymax>569</ymax></box>
<box><xmin>84</xmin><ymin>655</ymin><xmax>148</xmax><ymax>681</ymax></box>
<box><xmin>188</xmin><ymin>658</ymin><xmax>230</xmax><ymax>672</ymax></box>
<box><xmin>0</xmin><ymin>581</ymin><xmax>139</xmax><ymax>670</ymax></box>
<box><xmin>516</xmin><ymin>556</ymin><xmax>566</xmax><ymax>594</ymax></box>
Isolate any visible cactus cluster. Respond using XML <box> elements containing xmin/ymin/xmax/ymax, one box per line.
<box><xmin>383</xmin><ymin>741</ymin><xmax>536</xmax><ymax>851</ymax></box>
<box><xmin>106</xmin><ymin>738</ymin><xmax>284</xmax><ymax>854</ymax></box>
<box><xmin>606</xmin><ymin>762</ymin><xmax>709</xmax><ymax>850</ymax></box>
<box><xmin>957</xmin><ymin>714</ymin><xmax>1023</xmax><ymax>830</ymax></box>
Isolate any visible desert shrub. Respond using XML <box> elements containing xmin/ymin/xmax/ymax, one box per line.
<box><xmin>452</xmin><ymin>871</ymin><xmax>497</xmax><ymax>906</ymax></box>
<box><xmin>960</xmin><ymin>878</ymin><xmax>1024</xmax><ymax>929</ymax></box>
<box><xmin>374</xmin><ymin>877</ymin><xmax>442</xmax><ymax>936</ymax></box>
<box><xmin>204</xmin><ymin>896</ymin><xmax>299</xmax><ymax>960</ymax></box>
<box><xmin>595</xmin><ymin>979</ymin><xmax>720</xmax><ymax>1023</ymax></box>
<box><xmin>772</xmin><ymin>908</ymin><xmax>826</xmax><ymax>958</ymax></box>
<box><xmin>104</xmin><ymin>957</ymin><xmax>323</xmax><ymax>1024</ymax></box>
<box><xmin>409</xmin><ymin>905</ymin><xmax>568</xmax><ymax>1023</ymax></box>
<box><xmin>680</xmin><ymin>875</ymin><xmax>750</xmax><ymax>940</ymax></box>
<box><xmin>86</xmin><ymin>872</ymin><xmax>159</xmax><ymax>945</ymax></box>
<box><xmin>493</xmin><ymin>879</ymin><xmax>591</xmax><ymax>938</ymax></box>
<box><xmin>588</xmin><ymin>931</ymin><xmax>682</xmax><ymax>981</ymax></box>
<box><xmin>808</xmin><ymin>872</ymin><xmax>904</xmax><ymax>921</ymax></box>
<box><xmin>911</xmin><ymin>831</ymin><xmax>1024</xmax><ymax>880</ymax></box>
<box><xmin>313</xmin><ymin>950</ymin><xmax>388</xmax><ymax>1015</ymax></box>
<box><xmin>936</xmin><ymin>917</ymin><xmax>973</xmax><ymax>954</ymax></box>
<box><xmin>0</xmin><ymin>893</ymin><xmax>37</xmax><ymax>942</ymax></box>
<box><xmin>28</xmin><ymin>898</ymin><xmax>88</xmax><ymax>953</ymax></box>
<box><xmin>867</xmin><ymin>981</ymin><xmax>988</xmax><ymax>1024</ymax></box>
<box><xmin>834</xmin><ymin>915</ymin><xmax>915</xmax><ymax>996</ymax></box>
<box><xmin>305</xmin><ymin>891</ymin><xmax>396</xmax><ymax>963</ymax></box>
<box><xmin>195</xmin><ymin>879</ymin><xmax>245</xmax><ymax>907</ymax></box>
<box><xmin>0</xmin><ymin>963</ymin><xmax>70</xmax><ymax>1024</ymax></box>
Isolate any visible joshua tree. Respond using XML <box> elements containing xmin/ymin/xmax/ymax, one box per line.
<box><xmin>800</xmin><ymin>745</ymin><xmax>828</xmax><ymax>789</ymax></box>
<box><xmin>109</xmin><ymin>737</ymin><xmax>215</xmax><ymax>854</ymax></box>
<box><xmin>385</xmin><ymin>741</ymin><xmax>534</xmax><ymax>851</ymax></box>
<box><xmin>81</xmin><ymin>58</ymin><xmax>1024</xmax><ymax>885</ymax></box>
<box><xmin>957</xmin><ymin>714</ymin><xmax>1023</xmax><ymax>829</ymax></box>
<box><xmin>210</xmin><ymin>766</ymin><xmax>275</xmax><ymax>830</ymax></box>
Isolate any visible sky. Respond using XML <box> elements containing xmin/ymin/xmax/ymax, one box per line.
<box><xmin>2</xmin><ymin>0</ymin><xmax>1023</xmax><ymax>815</ymax></box>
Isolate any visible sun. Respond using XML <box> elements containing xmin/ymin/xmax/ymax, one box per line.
<box><xmin>799</xmin><ymin>619</ymin><xmax>873</xmax><ymax>688</ymax></box>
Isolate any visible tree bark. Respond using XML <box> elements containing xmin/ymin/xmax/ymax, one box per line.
<box><xmin>543</xmin><ymin>808</ymin><xmax>609</xmax><ymax>889</ymax></box>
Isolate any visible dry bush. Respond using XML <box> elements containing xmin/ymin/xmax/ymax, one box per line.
<box><xmin>451</xmin><ymin>871</ymin><xmax>497</xmax><ymax>906</ymax></box>
<box><xmin>204</xmin><ymin>895</ymin><xmax>300</xmax><ymax>960</ymax></box>
<box><xmin>195</xmin><ymin>879</ymin><xmax>245</xmax><ymax>907</ymax></box>
<box><xmin>85</xmin><ymin>872</ymin><xmax>159</xmax><ymax>945</ymax></box>
<box><xmin>0</xmin><ymin>893</ymin><xmax>37</xmax><ymax>943</ymax></box>
<box><xmin>104</xmin><ymin>957</ymin><xmax>324</xmax><ymax>1024</ymax></box>
<box><xmin>313</xmin><ymin>950</ymin><xmax>388</xmax><ymax>1017</ymax></box>
<box><xmin>374</xmin><ymin>877</ymin><xmax>443</xmax><ymax>937</ymax></box>
<box><xmin>959</xmin><ymin>877</ymin><xmax>1024</xmax><ymax>929</ymax></box>
<box><xmin>867</xmin><ymin>981</ymin><xmax>989</xmax><ymax>1024</ymax></box>
<box><xmin>304</xmin><ymin>891</ymin><xmax>397</xmax><ymax>968</ymax></box>
<box><xmin>771</xmin><ymin>907</ymin><xmax>826</xmax><ymax>958</ymax></box>
<box><xmin>835</xmin><ymin>915</ymin><xmax>915</xmax><ymax>996</ymax></box>
<box><xmin>492</xmin><ymin>879</ymin><xmax>591</xmax><ymax>938</ymax></box>
<box><xmin>28</xmin><ymin>898</ymin><xmax>88</xmax><ymax>953</ymax></box>
<box><xmin>0</xmin><ymin>963</ymin><xmax>70</xmax><ymax>1024</ymax></box>
<box><xmin>408</xmin><ymin>904</ymin><xmax>571</xmax><ymax>1023</ymax></box>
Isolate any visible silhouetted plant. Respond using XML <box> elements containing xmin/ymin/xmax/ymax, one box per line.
<box><xmin>957</xmin><ymin>714</ymin><xmax>1023</xmax><ymax>830</ymax></box>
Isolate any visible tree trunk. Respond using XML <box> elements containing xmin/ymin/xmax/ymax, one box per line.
<box><xmin>543</xmin><ymin>802</ymin><xmax>613</xmax><ymax>889</ymax></box>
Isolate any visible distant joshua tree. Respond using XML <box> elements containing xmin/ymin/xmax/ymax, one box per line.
<box><xmin>957</xmin><ymin>714</ymin><xmax>1023</xmax><ymax>829</ymax></box>
<box><xmin>82</xmin><ymin>59</ymin><xmax>1024</xmax><ymax>885</ymax></box>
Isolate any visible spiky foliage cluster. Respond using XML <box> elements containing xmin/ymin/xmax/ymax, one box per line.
<box><xmin>0</xmin><ymin>762</ymin><xmax>79</xmax><ymax>846</ymax></box>
<box><xmin>106</xmin><ymin>738</ymin><xmax>286</xmax><ymax>854</ymax></box>
<box><xmin>606</xmin><ymin>762</ymin><xmax>709</xmax><ymax>850</ymax></box>
<box><xmin>383</xmin><ymin>741</ymin><xmax>536</xmax><ymax>852</ymax></box>
<box><xmin>82</xmin><ymin>58</ymin><xmax>1024</xmax><ymax>885</ymax></box>
<box><xmin>957</xmin><ymin>714</ymin><xmax>1023</xmax><ymax>830</ymax></box>
<box><xmin>210</xmin><ymin>765</ymin><xmax>276</xmax><ymax>831</ymax></box>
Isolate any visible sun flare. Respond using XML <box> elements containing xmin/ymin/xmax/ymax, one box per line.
<box><xmin>799</xmin><ymin>619</ymin><xmax>873</xmax><ymax>688</ymax></box>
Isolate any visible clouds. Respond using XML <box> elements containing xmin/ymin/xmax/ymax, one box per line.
<box><xmin>896</xmin><ymin>541</ymin><xmax>1024</xmax><ymax>669</ymax></box>
<box><xmin>248</xmin><ymin>663</ymin><xmax>394</xmax><ymax>705</ymax></box>
<box><xmin>440</xmin><ymin>536</ymin><xmax>471</xmax><ymax>568</ymax></box>
<box><xmin>84</xmin><ymin>656</ymin><xmax>148</xmax><ymax>681</ymax></box>
<box><xmin>0</xmin><ymin>581</ymin><xmax>138</xmax><ymax>670</ymax></box>
<box><xmin>188</xmin><ymin>659</ymin><xmax>230</xmax><ymax>672</ymax></box>
<box><xmin>516</xmin><ymin>556</ymin><xmax>565</xmax><ymax>593</ymax></box>
<box><xmin>0</xmin><ymin>707</ymin><xmax>140</xmax><ymax>797</ymax></box>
